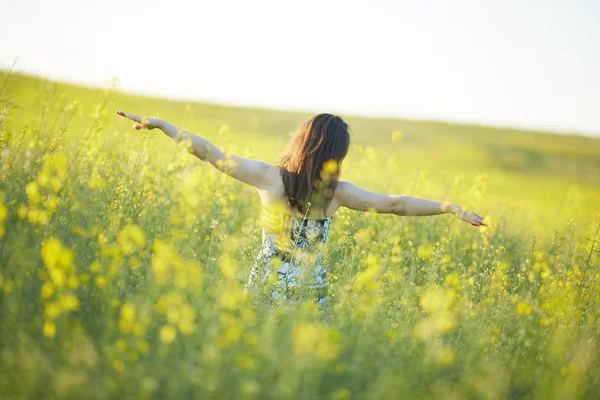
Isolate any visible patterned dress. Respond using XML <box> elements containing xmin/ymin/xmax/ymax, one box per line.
<box><xmin>243</xmin><ymin>206</ymin><xmax>333</xmax><ymax>318</ymax></box>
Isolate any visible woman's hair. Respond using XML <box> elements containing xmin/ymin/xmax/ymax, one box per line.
<box><xmin>275</xmin><ymin>113</ymin><xmax>351</xmax><ymax>217</ymax></box>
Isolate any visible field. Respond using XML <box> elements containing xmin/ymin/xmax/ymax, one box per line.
<box><xmin>1</xmin><ymin>71</ymin><xmax>599</xmax><ymax>399</ymax></box>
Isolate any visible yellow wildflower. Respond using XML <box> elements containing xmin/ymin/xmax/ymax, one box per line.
<box><xmin>392</xmin><ymin>130</ymin><xmax>404</xmax><ymax>142</ymax></box>
<box><xmin>160</xmin><ymin>325</ymin><xmax>177</xmax><ymax>344</ymax></box>
<box><xmin>113</xmin><ymin>360</ymin><xmax>125</xmax><ymax>372</ymax></box>
<box><xmin>517</xmin><ymin>302</ymin><xmax>532</xmax><ymax>316</ymax></box>
<box><xmin>40</xmin><ymin>282</ymin><xmax>55</xmax><ymax>299</ymax></box>
<box><xmin>292</xmin><ymin>322</ymin><xmax>341</xmax><ymax>361</ymax></box>
<box><xmin>59</xmin><ymin>294</ymin><xmax>80</xmax><ymax>311</ymax></box>
<box><xmin>43</xmin><ymin>320</ymin><xmax>56</xmax><ymax>338</ymax></box>
<box><xmin>435</xmin><ymin>346</ymin><xmax>456</xmax><ymax>366</ymax></box>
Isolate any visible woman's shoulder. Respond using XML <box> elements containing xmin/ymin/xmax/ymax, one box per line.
<box><xmin>256</xmin><ymin>166</ymin><xmax>285</xmax><ymax>201</ymax></box>
<box><xmin>263</xmin><ymin>165</ymin><xmax>284</xmax><ymax>189</ymax></box>
<box><xmin>328</xmin><ymin>180</ymin><xmax>354</xmax><ymax>209</ymax></box>
<box><xmin>335</xmin><ymin>180</ymin><xmax>357</xmax><ymax>193</ymax></box>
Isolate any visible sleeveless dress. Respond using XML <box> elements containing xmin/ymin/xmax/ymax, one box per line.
<box><xmin>243</xmin><ymin>206</ymin><xmax>333</xmax><ymax>319</ymax></box>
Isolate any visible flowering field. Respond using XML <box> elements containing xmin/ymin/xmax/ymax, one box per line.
<box><xmin>1</xmin><ymin>72</ymin><xmax>599</xmax><ymax>399</ymax></box>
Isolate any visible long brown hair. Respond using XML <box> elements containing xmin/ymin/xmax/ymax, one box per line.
<box><xmin>275</xmin><ymin>113</ymin><xmax>351</xmax><ymax>217</ymax></box>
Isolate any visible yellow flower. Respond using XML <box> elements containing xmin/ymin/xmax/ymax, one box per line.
<box><xmin>160</xmin><ymin>325</ymin><xmax>177</xmax><ymax>344</ymax></box>
<box><xmin>0</xmin><ymin>199</ymin><xmax>7</xmax><ymax>221</ymax></box>
<box><xmin>435</xmin><ymin>346</ymin><xmax>456</xmax><ymax>366</ymax></box>
<box><xmin>132</xmin><ymin>322</ymin><xmax>146</xmax><ymax>337</ymax></box>
<box><xmin>217</xmin><ymin>314</ymin><xmax>244</xmax><ymax>348</ymax></box>
<box><xmin>113</xmin><ymin>360</ymin><xmax>125</xmax><ymax>372</ymax></box>
<box><xmin>59</xmin><ymin>294</ymin><xmax>80</xmax><ymax>311</ymax></box>
<box><xmin>218</xmin><ymin>254</ymin><xmax>237</xmax><ymax>280</ymax></box>
<box><xmin>292</xmin><ymin>322</ymin><xmax>341</xmax><ymax>361</ymax></box>
<box><xmin>167</xmin><ymin>308</ymin><xmax>180</xmax><ymax>324</ymax></box>
<box><xmin>67</xmin><ymin>275</ymin><xmax>80</xmax><ymax>289</ymax></box>
<box><xmin>88</xmin><ymin>168</ymin><xmax>106</xmax><ymax>189</ymax></box>
<box><xmin>413</xmin><ymin>319</ymin><xmax>435</xmax><ymax>340</ymax></box>
<box><xmin>179</xmin><ymin>320</ymin><xmax>195</xmax><ymax>336</ymax></box>
<box><xmin>128</xmin><ymin>257</ymin><xmax>140</xmax><ymax>271</ymax></box>
<box><xmin>43</xmin><ymin>320</ymin><xmax>56</xmax><ymax>338</ymax></box>
<box><xmin>151</xmin><ymin>240</ymin><xmax>178</xmax><ymax>285</ymax></box>
<box><xmin>218</xmin><ymin>123</ymin><xmax>230</xmax><ymax>135</ymax></box>
<box><xmin>98</xmin><ymin>233</ymin><xmax>108</xmax><ymax>245</ymax></box>
<box><xmin>90</xmin><ymin>261</ymin><xmax>102</xmax><ymax>274</ymax></box>
<box><xmin>419</xmin><ymin>286</ymin><xmax>456</xmax><ymax>314</ymax></box>
<box><xmin>432</xmin><ymin>313</ymin><xmax>456</xmax><ymax>334</ymax></box>
<box><xmin>26</xmin><ymin>182</ymin><xmax>42</xmax><ymax>203</ymax></box>
<box><xmin>322</xmin><ymin>159</ymin><xmax>338</xmax><ymax>174</ymax></box>
<box><xmin>57</xmin><ymin>248</ymin><xmax>74</xmax><ymax>269</ymax></box>
<box><xmin>113</xmin><ymin>340</ymin><xmax>127</xmax><ymax>353</ymax></box>
<box><xmin>44</xmin><ymin>194</ymin><xmax>60</xmax><ymax>213</ymax></box>
<box><xmin>49</xmin><ymin>269</ymin><xmax>66</xmax><ymax>288</ymax></box>
<box><xmin>218</xmin><ymin>286</ymin><xmax>245</xmax><ymax>310</ymax></box>
<box><xmin>50</xmin><ymin>177</ymin><xmax>62</xmax><ymax>192</ymax></box>
<box><xmin>95</xmin><ymin>275</ymin><xmax>108</xmax><ymax>288</ymax></box>
<box><xmin>40</xmin><ymin>282</ymin><xmax>54</xmax><ymax>299</ymax></box>
<box><xmin>117</xmin><ymin>224</ymin><xmax>146</xmax><ymax>255</ymax></box>
<box><xmin>236</xmin><ymin>354</ymin><xmax>256</xmax><ymax>370</ymax></box>
<box><xmin>121</xmin><ymin>303</ymin><xmax>136</xmax><ymax>323</ymax></box>
<box><xmin>391</xmin><ymin>130</ymin><xmax>404</xmax><ymax>142</ymax></box>
<box><xmin>517</xmin><ymin>302</ymin><xmax>532</xmax><ymax>316</ymax></box>
<box><xmin>444</xmin><ymin>273</ymin><xmax>461</xmax><ymax>289</ymax></box>
<box><xmin>37</xmin><ymin>172</ymin><xmax>50</xmax><ymax>188</ymax></box>
<box><xmin>330</xmin><ymin>388</ymin><xmax>352</xmax><ymax>400</ymax></box>
<box><xmin>17</xmin><ymin>204</ymin><xmax>28</xmax><ymax>219</ymax></box>
<box><xmin>45</xmin><ymin>302</ymin><xmax>62</xmax><ymax>319</ymax></box>
<box><xmin>417</xmin><ymin>244</ymin><xmax>435</xmax><ymax>261</ymax></box>
<box><xmin>241</xmin><ymin>380</ymin><xmax>260</xmax><ymax>396</ymax></box>
<box><xmin>41</xmin><ymin>238</ymin><xmax>63</xmax><ymax>269</ymax></box>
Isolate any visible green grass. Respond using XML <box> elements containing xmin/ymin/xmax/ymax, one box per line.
<box><xmin>0</xmin><ymin>72</ymin><xmax>599</xmax><ymax>399</ymax></box>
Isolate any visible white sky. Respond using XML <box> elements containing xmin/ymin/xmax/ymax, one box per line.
<box><xmin>1</xmin><ymin>0</ymin><xmax>599</xmax><ymax>136</ymax></box>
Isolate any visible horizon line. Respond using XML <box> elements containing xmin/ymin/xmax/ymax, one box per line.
<box><xmin>5</xmin><ymin>68</ymin><xmax>600</xmax><ymax>139</ymax></box>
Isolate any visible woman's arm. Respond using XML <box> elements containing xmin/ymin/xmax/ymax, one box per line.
<box><xmin>334</xmin><ymin>180</ymin><xmax>486</xmax><ymax>226</ymax></box>
<box><xmin>116</xmin><ymin>111</ymin><xmax>278</xmax><ymax>190</ymax></box>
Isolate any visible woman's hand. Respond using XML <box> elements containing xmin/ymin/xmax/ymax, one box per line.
<box><xmin>450</xmin><ymin>204</ymin><xmax>487</xmax><ymax>227</ymax></box>
<box><xmin>116</xmin><ymin>110</ymin><xmax>161</xmax><ymax>130</ymax></box>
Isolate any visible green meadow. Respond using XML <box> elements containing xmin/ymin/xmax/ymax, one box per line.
<box><xmin>0</xmin><ymin>72</ymin><xmax>599</xmax><ymax>399</ymax></box>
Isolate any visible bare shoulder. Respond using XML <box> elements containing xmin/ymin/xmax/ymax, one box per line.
<box><xmin>255</xmin><ymin>164</ymin><xmax>285</xmax><ymax>200</ymax></box>
<box><xmin>334</xmin><ymin>180</ymin><xmax>358</xmax><ymax>198</ymax></box>
<box><xmin>264</xmin><ymin>164</ymin><xmax>283</xmax><ymax>187</ymax></box>
<box><xmin>336</xmin><ymin>180</ymin><xmax>354</xmax><ymax>190</ymax></box>
<box><xmin>248</xmin><ymin>160</ymin><xmax>282</xmax><ymax>189</ymax></box>
<box><xmin>330</xmin><ymin>180</ymin><xmax>354</xmax><ymax>210</ymax></box>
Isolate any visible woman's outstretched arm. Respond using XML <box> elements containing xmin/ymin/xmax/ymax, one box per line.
<box><xmin>334</xmin><ymin>180</ymin><xmax>486</xmax><ymax>226</ymax></box>
<box><xmin>116</xmin><ymin>111</ymin><xmax>278</xmax><ymax>190</ymax></box>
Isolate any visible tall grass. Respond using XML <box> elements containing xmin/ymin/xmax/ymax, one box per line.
<box><xmin>0</xmin><ymin>72</ymin><xmax>599</xmax><ymax>399</ymax></box>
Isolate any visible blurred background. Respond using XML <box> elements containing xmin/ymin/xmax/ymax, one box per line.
<box><xmin>2</xmin><ymin>0</ymin><xmax>599</xmax><ymax>135</ymax></box>
<box><xmin>2</xmin><ymin>0</ymin><xmax>599</xmax><ymax>228</ymax></box>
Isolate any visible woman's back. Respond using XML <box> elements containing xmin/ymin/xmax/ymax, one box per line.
<box><xmin>256</xmin><ymin>166</ymin><xmax>338</xmax><ymax>220</ymax></box>
<box><xmin>259</xmin><ymin>205</ymin><xmax>333</xmax><ymax>254</ymax></box>
<box><xmin>243</xmin><ymin>199</ymin><xmax>333</xmax><ymax>317</ymax></box>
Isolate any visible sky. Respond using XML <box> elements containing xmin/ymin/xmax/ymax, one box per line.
<box><xmin>1</xmin><ymin>0</ymin><xmax>599</xmax><ymax>136</ymax></box>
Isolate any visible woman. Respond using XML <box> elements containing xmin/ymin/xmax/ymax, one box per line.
<box><xmin>116</xmin><ymin>111</ymin><xmax>486</xmax><ymax>318</ymax></box>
